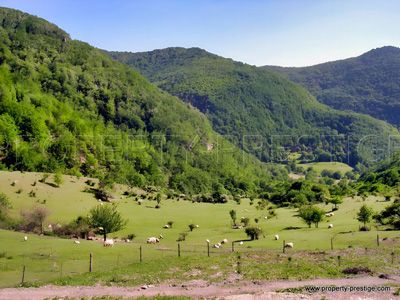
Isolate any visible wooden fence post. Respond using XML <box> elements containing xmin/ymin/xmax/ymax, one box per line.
<box><xmin>21</xmin><ymin>265</ymin><xmax>26</xmax><ymax>286</ymax></box>
<box><xmin>178</xmin><ymin>243</ymin><xmax>181</xmax><ymax>257</ymax></box>
<box><xmin>140</xmin><ymin>246</ymin><xmax>143</xmax><ymax>262</ymax></box>
<box><xmin>207</xmin><ymin>242</ymin><xmax>210</xmax><ymax>257</ymax></box>
<box><xmin>331</xmin><ymin>237</ymin><xmax>333</xmax><ymax>250</ymax></box>
<box><xmin>89</xmin><ymin>253</ymin><xmax>93</xmax><ymax>272</ymax></box>
<box><xmin>391</xmin><ymin>251</ymin><xmax>395</xmax><ymax>264</ymax></box>
<box><xmin>231</xmin><ymin>242</ymin><xmax>235</xmax><ymax>252</ymax></box>
<box><xmin>283</xmin><ymin>240</ymin><xmax>286</xmax><ymax>253</ymax></box>
<box><xmin>337</xmin><ymin>255</ymin><xmax>341</xmax><ymax>266</ymax></box>
<box><xmin>376</xmin><ymin>234</ymin><xmax>380</xmax><ymax>246</ymax></box>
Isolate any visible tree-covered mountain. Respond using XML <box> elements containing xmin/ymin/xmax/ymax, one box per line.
<box><xmin>264</xmin><ymin>46</ymin><xmax>400</xmax><ymax>127</ymax></box>
<box><xmin>0</xmin><ymin>7</ymin><xmax>282</xmax><ymax>195</ymax></box>
<box><xmin>109</xmin><ymin>47</ymin><xmax>397</xmax><ymax>167</ymax></box>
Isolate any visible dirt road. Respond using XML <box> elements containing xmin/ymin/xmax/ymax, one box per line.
<box><xmin>0</xmin><ymin>276</ymin><xmax>399</xmax><ymax>299</ymax></box>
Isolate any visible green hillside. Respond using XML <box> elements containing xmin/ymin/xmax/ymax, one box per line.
<box><xmin>265</xmin><ymin>46</ymin><xmax>400</xmax><ymax>127</ymax></box>
<box><xmin>0</xmin><ymin>8</ymin><xmax>281</xmax><ymax>195</ymax></box>
<box><xmin>109</xmin><ymin>47</ymin><xmax>397</xmax><ymax>167</ymax></box>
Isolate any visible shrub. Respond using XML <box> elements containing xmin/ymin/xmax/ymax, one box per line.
<box><xmin>188</xmin><ymin>223</ymin><xmax>196</xmax><ymax>231</ymax></box>
<box><xmin>245</xmin><ymin>227</ymin><xmax>263</xmax><ymax>240</ymax></box>
<box><xmin>167</xmin><ymin>221</ymin><xmax>174</xmax><ymax>228</ymax></box>
<box><xmin>177</xmin><ymin>232</ymin><xmax>188</xmax><ymax>242</ymax></box>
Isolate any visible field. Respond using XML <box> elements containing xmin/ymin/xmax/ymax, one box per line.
<box><xmin>299</xmin><ymin>162</ymin><xmax>353</xmax><ymax>174</ymax></box>
<box><xmin>0</xmin><ymin>171</ymin><xmax>399</xmax><ymax>288</ymax></box>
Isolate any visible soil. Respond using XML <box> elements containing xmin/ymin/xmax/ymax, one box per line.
<box><xmin>0</xmin><ymin>275</ymin><xmax>399</xmax><ymax>299</ymax></box>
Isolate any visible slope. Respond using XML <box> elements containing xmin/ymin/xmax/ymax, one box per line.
<box><xmin>0</xmin><ymin>7</ymin><xmax>279</xmax><ymax>195</ymax></box>
<box><xmin>109</xmin><ymin>47</ymin><xmax>397</xmax><ymax>167</ymax></box>
<box><xmin>264</xmin><ymin>46</ymin><xmax>400</xmax><ymax>127</ymax></box>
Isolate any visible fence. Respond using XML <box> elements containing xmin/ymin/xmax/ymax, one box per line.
<box><xmin>1</xmin><ymin>234</ymin><xmax>399</xmax><ymax>288</ymax></box>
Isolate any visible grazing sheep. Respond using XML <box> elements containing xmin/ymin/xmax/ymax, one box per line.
<box><xmin>221</xmin><ymin>238</ymin><xmax>228</xmax><ymax>244</ymax></box>
<box><xmin>74</xmin><ymin>240</ymin><xmax>80</xmax><ymax>244</ymax></box>
<box><xmin>146</xmin><ymin>237</ymin><xmax>160</xmax><ymax>244</ymax></box>
<box><xmin>23</xmin><ymin>236</ymin><xmax>28</xmax><ymax>241</ymax></box>
<box><xmin>163</xmin><ymin>224</ymin><xmax>170</xmax><ymax>229</ymax></box>
<box><xmin>274</xmin><ymin>234</ymin><xmax>279</xmax><ymax>240</ymax></box>
<box><xmin>328</xmin><ymin>224</ymin><xmax>333</xmax><ymax>228</ymax></box>
<box><xmin>213</xmin><ymin>244</ymin><xmax>220</xmax><ymax>248</ymax></box>
<box><xmin>239</xmin><ymin>241</ymin><xmax>244</xmax><ymax>245</ymax></box>
<box><xmin>325</xmin><ymin>212</ymin><xmax>335</xmax><ymax>217</ymax></box>
<box><xmin>284</xmin><ymin>242</ymin><xmax>294</xmax><ymax>248</ymax></box>
<box><xmin>103</xmin><ymin>239</ymin><xmax>114</xmax><ymax>247</ymax></box>
<box><xmin>126</xmin><ymin>239</ymin><xmax>131</xmax><ymax>243</ymax></box>
<box><xmin>264</xmin><ymin>216</ymin><xmax>268</xmax><ymax>220</ymax></box>
<box><xmin>195</xmin><ymin>224</ymin><xmax>199</xmax><ymax>228</ymax></box>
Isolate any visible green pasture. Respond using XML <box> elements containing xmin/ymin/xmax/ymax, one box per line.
<box><xmin>0</xmin><ymin>171</ymin><xmax>399</xmax><ymax>287</ymax></box>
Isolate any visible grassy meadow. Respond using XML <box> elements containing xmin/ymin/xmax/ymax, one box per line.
<box><xmin>0</xmin><ymin>171</ymin><xmax>399</xmax><ymax>287</ymax></box>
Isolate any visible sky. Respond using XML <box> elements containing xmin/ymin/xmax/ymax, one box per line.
<box><xmin>0</xmin><ymin>0</ymin><xmax>399</xmax><ymax>67</ymax></box>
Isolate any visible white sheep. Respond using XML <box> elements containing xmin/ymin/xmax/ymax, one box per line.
<box><xmin>213</xmin><ymin>244</ymin><xmax>220</xmax><ymax>248</ymax></box>
<box><xmin>284</xmin><ymin>242</ymin><xmax>294</xmax><ymax>248</ymax></box>
<box><xmin>274</xmin><ymin>234</ymin><xmax>279</xmax><ymax>240</ymax></box>
<box><xmin>74</xmin><ymin>240</ymin><xmax>80</xmax><ymax>244</ymax></box>
<box><xmin>146</xmin><ymin>237</ymin><xmax>160</xmax><ymax>244</ymax></box>
<box><xmin>163</xmin><ymin>224</ymin><xmax>170</xmax><ymax>229</ymax></box>
<box><xmin>239</xmin><ymin>241</ymin><xmax>244</xmax><ymax>245</ymax></box>
<box><xmin>264</xmin><ymin>216</ymin><xmax>268</xmax><ymax>220</ymax></box>
<box><xmin>195</xmin><ymin>224</ymin><xmax>199</xmax><ymax>228</ymax></box>
<box><xmin>221</xmin><ymin>238</ymin><xmax>228</xmax><ymax>244</ymax></box>
<box><xmin>23</xmin><ymin>236</ymin><xmax>28</xmax><ymax>241</ymax></box>
<box><xmin>103</xmin><ymin>239</ymin><xmax>114</xmax><ymax>247</ymax></box>
<box><xmin>328</xmin><ymin>224</ymin><xmax>333</xmax><ymax>228</ymax></box>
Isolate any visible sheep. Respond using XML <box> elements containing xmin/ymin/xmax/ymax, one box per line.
<box><xmin>213</xmin><ymin>244</ymin><xmax>220</xmax><ymax>249</ymax></box>
<box><xmin>264</xmin><ymin>216</ymin><xmax>268</xmax><ymax>220</ymax></box>
<box><xmin>163</xmin><ymin>224</ymin><xmax>170</xmax><ymax>229</ymax></box>
<box><xmin>325</xmin><ymin>212</ymin><xmax>335</xmax><ymax>217</ymax></box>
<box><xmin>146</xmin><ymin>237</ymin><xmax>160</xmax><ymax>244</ymax></box>
<box><xmin>221</xmin><ymin>238</ymin><xmax>228</xmax><ymax>244</ymax></box>
<box><xmin>195</xmin><ymin>224</ymin><xmax>199</xmax><ymax>228</ymax></box>
<box><xmin>239</xmin><ymin>241</ymin><xmax>244</xmax><ymax>245</ymax></box>
<box><xmin>23</xmin><ymin>236</ymin><xmax>28</xmax><ymax>241</ymax></box>
<box><xmin>74</xmin><ymin>240</ymin><xmax>80</xmax><ymax>244</ymax></box>
<box><xmin>328</xmin><ymin>224</ymin><xmax>333</xmax><ymax>228</ymax></box>
<box><xmin>274</xmin><ymin>234</ymin><xmax>279</xmax><ymax>240</ymax></box>
<box><xmin>284</xmin><ymin>242</ymin><xmax>294</xmax><ymax>248</ymax></box>
<box><xmin>103</xmin><ymin>239</ymin><xmax>114</xmax><ymax>247</ymax></box>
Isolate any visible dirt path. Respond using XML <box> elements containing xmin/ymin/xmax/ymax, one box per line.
<box><xmin>0</xmin><ymin>276</ymin><xmax>399</xmax><ymax>300</ymax></box>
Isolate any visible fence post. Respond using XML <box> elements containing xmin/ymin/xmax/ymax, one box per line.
<box><xmin>331</xmin><ymin>237</ymin><xmax>333</xmax><ymax>250</ymax></box>
<box><xmin>207</xmin><ymin>241</ymin><xmax>210</xmax><ymax>257</ymax></box>
<box><xmin>376</xmin><ymin>234</ymin><xmax>380</xmax><ymax>246</ymax></box>
<box><xmin>60</xmin><ymin>261</ymin><xmax>63</xmax><ymax>278</ymax></box>
<box><xmin>140</xmin><ymin>246</ymin><xmax>143</xmax><ymax>262</ymax></box>
<box><xmin>89</xmin><ymin>253</ymin><xmax>93</xmax><ymax>272</ymax></box>
<box><xmin>21</xmin><ymin>265</ymin><xmax>26</xmax><ymax>286</ymax></box>
<box><xmin>231</xmin><ymin>241</ymin><xmax>234</xmax><ymax>252</ymax></box>
<box><xmin>337</xmin><ymin>255</ymin><xmax>341</xmax><ymax>266</ymax></box>
<box><xmin>283</xmin><ymin>240</ymin><xmax>286</xmax><ymax>254</ymax></box>
<box><xmin>391</xmin><ymin>251</ymin><xmax>395</xmax><ymax>264</ymax></box>
<box><xmin>178</xmin><ymin>243</ymin><xmax>181</xmax><ymax>257</ymax></box>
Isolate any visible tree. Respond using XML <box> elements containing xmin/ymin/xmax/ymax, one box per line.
<box><xmin>245</xmin><ymin>227</ymin><xmax>263</xmax><ymax>240</ymax></box>
<box><xmin>311</xmin><ymin>207</ymin><xmax>325</xmax><ymax>228</ymax></box>
<box><xmin>298</xmin><ymin>205</ymin><xmax>314</xmax><ymax>228</ymax></box>
<box><xmin>155</xmin><ymin>193</ymin><xmax>162</xmax><ymax>208</ymax></box>
<box><xmin>329</xmin><ymin>196</ymin><xmax>343</xmax><ymax>210</ymax></box>
<box><xmin>88</xmin><ymin>204</ymin><xmax>127</xmax><ymax>241</ymax></box>
<box><xmin>188</xmin><ymin>223</ymin><xmax>196</xmax><ymax>231</ymax></box>
<box><xmin>298</xmin><ymin>205</ymin><xmax>325</xmax><ymax>228</ymax></box>
<box><xmin>357</xmin><ymin>204</ymin><xmax>374</xmax><ymax>228</ymax></box>
<box><xmin>374</xmin><ymin>200</ymin><xmax>399</xmax><ymax>229</ymax></box>
<box><xmin>54</xmin><ymin>172</ymin><xmax>63</xmax><ymax>187</ymax></box>
<box><xmin>0</xmin><ymin>193</ymin><xmax>11</xmax><ymax>224</ymax></box>
<box><xmin>229</xmin><ymin>209</ymin><xmax>237</xmax><ymax>226</ymax></box>
<box><xmin>21</xmin><ymin>206</ymin><xmax>49</xmax><ymax>234</ymax></box>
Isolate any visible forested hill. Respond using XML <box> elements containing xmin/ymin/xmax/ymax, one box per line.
<box><xmin>0</xmin><ymin>7</ymin><xmax>282</xmax><ymax>195</ymax></box>
<box><xmin>264</xmin><ymin>46</ymin><xmax>400</xmax><ymax>127</ymax></box>
<box><xmin>109</xmin><ymin>47</ymin><xmax>397</xmax><ymax>167</ymax></box>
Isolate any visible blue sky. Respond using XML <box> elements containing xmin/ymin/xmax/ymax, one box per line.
<box><xmin>0</xmin><ymin>0</ymin><xmax>398</xmax><ymax>66</ymax></box>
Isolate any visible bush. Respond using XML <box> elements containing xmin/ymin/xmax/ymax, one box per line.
<box><xmin>177</xmin><ymin>232</ymin><xmax>188</xmax><ymax>242</ymax></box>
<box><xmin>245</xmin><ymin>227</ymin><xmax>263</xmax><ymax>240</ymax></box>
<box><xmin>188</xmin><ymin>223</ymin><xmax>196</xmax><ymax>231</ymax></box>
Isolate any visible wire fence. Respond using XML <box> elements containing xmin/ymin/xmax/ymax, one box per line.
<box><xmin>1</xmin><ymin>235</ymin><xmax>399</xmax><ymax>288</ymax></box>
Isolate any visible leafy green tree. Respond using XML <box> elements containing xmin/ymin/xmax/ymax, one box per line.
<box><xmin>54</xmin><ymin>172</ymin><xmax>63</xmax><ymax>187</ymax></box>
<box><xmin>329</xmin><ymin>196</ymin><xmax>343</xmax><ymax>210</ymax></box>
<box><xmin>229</xmin><ymin>209</ymin><xmax>237</xmax><ymax>226</ymax></box>
<box><xmin>245</xmin><ymin>227</ymin><xmax>263</xmax><ymax>240</ymax></box>
<box><xmin>374</xmin><ymin>200</ymin><xmax>399</xmax><ymax>229</ymax></box>
<box><xmin>0</xmin><ymin>193</ymin><xmax>11</xmax><ymax>225</ymax></box>
<box><xmin>88</xmin><ymin>204</ymin><xmax>127</xmax><ymax>241</ymax></box>
<box><xmin>357</xmin><ymin>204</ymin><xmax>374</xmax><ymax>228</ymax></box>
<box><xmin>298</xmin><ymin>205</ymin><xmax>325</xmax><ymax>228</ymax></box>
